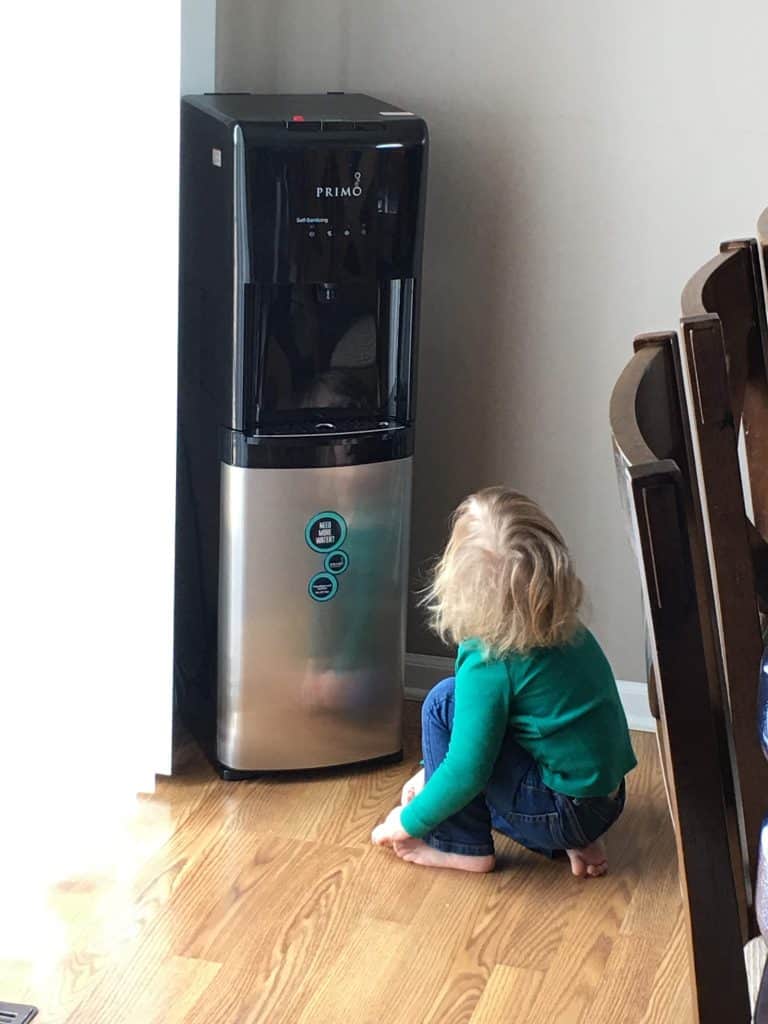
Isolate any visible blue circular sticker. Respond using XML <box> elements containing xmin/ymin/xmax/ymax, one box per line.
<box><xmin>308</xmin><ymin>572</ymin><xmax>339</xmax><ymax>603</ymax></box>
<box><xmin>324</xmin><ymin>550</ymin><xmax>349</xmax><ymax>575</ymax></box>
<box><xmin>305</xmin><ymin>512</ymin><xmax>347</xmax><ymax>553</ymax></box>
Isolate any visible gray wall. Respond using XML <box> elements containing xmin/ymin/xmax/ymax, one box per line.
<box><xmin>216</xmin><ymin>0</ymin><xmax>768</xmax><ymax>681</ymax></box>
<box><xmin>182</xmin><ymin>0</ymin><xmax>216</xmax><ymax>94</ymax></box>
<box><xmin>216</xmin><ymin>0</ymin><xmax>277</xmax><ymax>93</ymax></box>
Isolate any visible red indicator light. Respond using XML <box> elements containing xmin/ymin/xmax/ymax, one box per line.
<box><xmin>291</xmin><ymin>115</ymin><xmax>305</xmax><ymax>122</ymax></box>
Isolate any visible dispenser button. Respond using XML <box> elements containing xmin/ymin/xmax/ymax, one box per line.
<box><xmin>326</xmin><ymin>229</ymin><xmax>333</xmax><ymax>237</ymax></box>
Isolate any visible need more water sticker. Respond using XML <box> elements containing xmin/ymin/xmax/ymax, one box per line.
<box><xmin>305</xmin><ymin>511</ymin><xmax>347</xmax><ymax>553</ymax></box>
<box><xmin>306</xmin><ymin>512</ymin><xmax>349</xmax><ymax>601</ymax></box>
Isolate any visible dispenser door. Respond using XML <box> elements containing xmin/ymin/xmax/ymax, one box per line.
<box><xmin>217</xmin><ymin>457</ymin><xmax>412</xmax><ymax>770</ymax></box>
<box><xmin>235</xmin><ymin>125</ymin><xmax>426</xmax><ymax>436</ymax></box>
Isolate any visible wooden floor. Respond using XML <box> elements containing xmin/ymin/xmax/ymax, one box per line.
<box><xmin>2</xmin><ymin>706</ymin><xmax>692</xmax><ymax>1023</ymax></box>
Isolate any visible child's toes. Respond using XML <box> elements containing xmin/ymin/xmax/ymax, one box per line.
<box><xmin>586</xmin><ymin>861</ymin><xmax>608</xmax><ymax>877</ymax></box>
<box><xmin>566</xmin><ymin>849</ymin><xmax>587</xmax><ymax>877</ymax></box>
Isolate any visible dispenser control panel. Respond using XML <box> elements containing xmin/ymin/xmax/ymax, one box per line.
<box><xmin>243</xmin><ymin>130</ymin><xmax>426</xmax><ymax>283</ymax></box>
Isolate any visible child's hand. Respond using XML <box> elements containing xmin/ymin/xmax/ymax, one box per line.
<box><xmin>401</xmin><ymin>767</ymin><xmax>425</xmax><ymax>806</ymax></box>
<box><xmin>371</xmin><ymin>805</ymin><xmax>410</xmax><ymax>846</ymax></box>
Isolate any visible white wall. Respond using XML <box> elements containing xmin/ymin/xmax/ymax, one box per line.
<box><xmin>216</xmin><ymin>0</ymin><xmax>768</xmax><ymax>682</ymax></box>
<box><xmin>2</xmin><ymin>0</ymin><xmax>180</xmax><ymax>870</ymax></box>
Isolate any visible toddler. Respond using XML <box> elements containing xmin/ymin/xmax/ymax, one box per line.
<box><xmin>372</xmin><ymin>488</ymin><xmax>636</xmax><ymax>877</ymax></box>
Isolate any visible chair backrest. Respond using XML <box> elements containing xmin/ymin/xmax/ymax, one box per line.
<box><xmin>610</xmin><ymin>334</ymin><xmax>751</xmax><ymax>1022</ymax></box>
<box><xmin>681</xmin><ymin>256</ymin><xmax>768</xmax><ymax>935</ymax></box>
<box><xmin>679</xmin><ymin>312</ymin><xmax>768</xmax><ymax>911</ymax></box>
<box><xmin>681</xmin><ymin>238</ymin><xmax>768</xmax><ymax>535</ymax></box>
<box><xmin>616</xmin><ymin>329</ymin><xmax>753</xmax><ymax>936</ymax></box>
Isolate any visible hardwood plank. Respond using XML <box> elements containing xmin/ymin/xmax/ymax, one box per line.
<box><xmin>295</xmin><ymin>919</ymin><xmax>411</xmax><ymax>1024</ymax></box>
<box><xmin>3</xmin><ymin>723</ymin><xmax>685</xmax><ymax>1024</ymax></box>
<box><xmin>178</xmin><ymin>837</ymin><xmax>370</xmax><ymax>1023</ymax></box>
<box><xmin>344</xmin><ymin>843</ymin><xmax>438</xmax><ymax>925</ymax></box>
<box><xmin>124</xmin><ymin>956</ymin><xmax>220</xmax><ymax>1024</ymax></box>
<box><xmin>624</xmin><ymin>733</ymin><xmax>668</xmax><ymax>815</ymax></box>
<box><xmin>300</xmin><ymin>760</ymin><xmax>411</xmax><ymax>847</ymax></box>
<box><xmin>179</xmin><ymin>835</ymin><xmax>363</xmax><ymax>958</ymax></box>
<box><xmin>283</xmin><ymin>850</ymin><xmax>480</xmax><ymax>1024</ymax></box>
<box><xmin>463</xmin><ymin>851</ymin><xmax>583</xmax><ymax>973</ymax></box>
<box><xmin>469</xmin><ymin>965</ymin><xmax>544</xmax><ymax>1023</ymax></box>
<box><xmin>63</xmin><ymin>826</ymin><xmax>260</xmax><ymax>1024</ymax></box>
<box><xmin>516</xmin><ymin>790</ymin><xmax>671</xmax><ymax>1023</ymax></box>
<box><xmin>639</xmin><ymin>912</ymin><xmax>693</xmax><ymax>1024</ymax></box>
<box><xmin>620</xmin><ymin>820</ymin><xmax>680</xmax><ymax>943</ymax></box>
<box><xmin>521</xmin><ymin>907</ymin><xmax>619</xmax><ymax>1023</ymax></box>
<box><xmin>586</xmin><ymin>935</ymin><xmax>663</xmax><ymax>1023</ymax></box>
<box><xmin>376</xmin><ymin>867</ymin><xmax>508</xmax><ymax>1024</ymax></box>
<box><xmin>0</xmin><ymin>793</ymin><xmax>230</xmax><ymax>1024</ymax></box>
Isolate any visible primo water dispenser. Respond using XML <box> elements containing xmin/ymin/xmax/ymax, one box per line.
<box><xmin>174</xmin><ymin>93</ymin><xmax>428</xmax><ymax>775</ymax></box>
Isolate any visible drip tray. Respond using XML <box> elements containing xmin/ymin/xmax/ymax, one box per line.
<box><xmin>253</xmin><ymin>419</ymin><xmax>402</xmax><ymax>437</ymax></box>
<box><xmin>0</xmin><ymin>1005</ymin><xmax>38</xmax><ymax>1024</ymax></box>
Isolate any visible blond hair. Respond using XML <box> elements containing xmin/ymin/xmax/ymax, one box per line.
<box><xmin>422</xmin><ymin>488</ymin><xmax>583</xmax><ymax>655</ymax></box>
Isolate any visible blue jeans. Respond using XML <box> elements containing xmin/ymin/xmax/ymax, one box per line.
<box><xmin>421</xmin><ymin>677</ymin><xmax>626</xmax><ymax>857</ymax></box>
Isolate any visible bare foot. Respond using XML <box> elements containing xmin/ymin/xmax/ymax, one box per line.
<box><xmin>392</xmin><ymin>837</ymin><xmax>495</xmax><ymax>873</ymax></box>
<box><xmin>566</xmin><ymin>839</ymin><xmax>608</xmax><ymax>878</ymax></box>
<box><xmin>400</xmin><ymin>768</ymin><xmax>425</xmax><ymax>806</ymax></box>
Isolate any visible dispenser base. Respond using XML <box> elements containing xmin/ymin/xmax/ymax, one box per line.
<box><xmin>215</xmin><ymin>747</ymin><xmax>404</xmax><ymax>781</ymax></box>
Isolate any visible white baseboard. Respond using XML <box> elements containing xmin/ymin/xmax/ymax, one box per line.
<box><xmin>403</xmin><ymin>653</ymin><xmax>456</xmax><ymax>701</ymax></box>
<box><xmin>404</xmin><ymin>653</ymin><xmax>656</xmax><ymax>733</ymax></box>
<box><xmin>615</xmin><ymin>679</ymin><xmax>656</xmax><ymax>733</ymax></box>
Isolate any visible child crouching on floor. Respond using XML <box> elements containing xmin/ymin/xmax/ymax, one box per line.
<box><xmin>371</xmin><ymin>487</ymin><xmax>637</xmax><ymax>877</ymax></box>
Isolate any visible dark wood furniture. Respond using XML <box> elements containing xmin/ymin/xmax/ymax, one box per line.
<box><xmin>676</xmin><ymin>312</ymin><xmax>768</xmax><ymax>935</ymax></box>
<box><xmin>680</xmin><ymin>239</ymin><xmax>768</xmax><ymax>941</ymax></box>
<box><xmin>681</xmin><ymin>237</ymin><xmax>768</xmax><ymax>535</ymax></box>
<box><xmin>613</xmin><ymin>320</ymin><xmax>756</xmax><ymax>936</ymax></box>
<box><xmin>610</xmin><ymin>332</ymin><xmax>753</xmax><ymax>1022</ymax></box>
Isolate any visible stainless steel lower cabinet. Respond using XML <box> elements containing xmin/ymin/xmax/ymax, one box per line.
<box><xmin>217</xmin><ymin>456</ymin><xmax>412</xmax><ymax>770</ymax></box>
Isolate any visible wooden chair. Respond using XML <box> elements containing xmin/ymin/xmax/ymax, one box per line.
<box><xmin>613</xmin><ymin>325</ymin><xmax>754</xmax><ymax>938</ymax></box>
<box><xmin>675</xmin><ymin>312</ymin><xmax>768</xmax><ymax>937</ymax></box>
<box><xmin>610</xmin><ymin>332</ymin><xmax>752</xmax><ymax>1021</ymax></box>
<box><xmin>681</xmin><ymin>237</ymin><xmax>768</xmax><ymax>536</ymax></box>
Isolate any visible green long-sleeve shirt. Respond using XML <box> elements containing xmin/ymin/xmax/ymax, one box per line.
<box><xmin>400</xmin><ymin>629</ymin><xmax>637</xmax><ymax>839</ymax></box>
